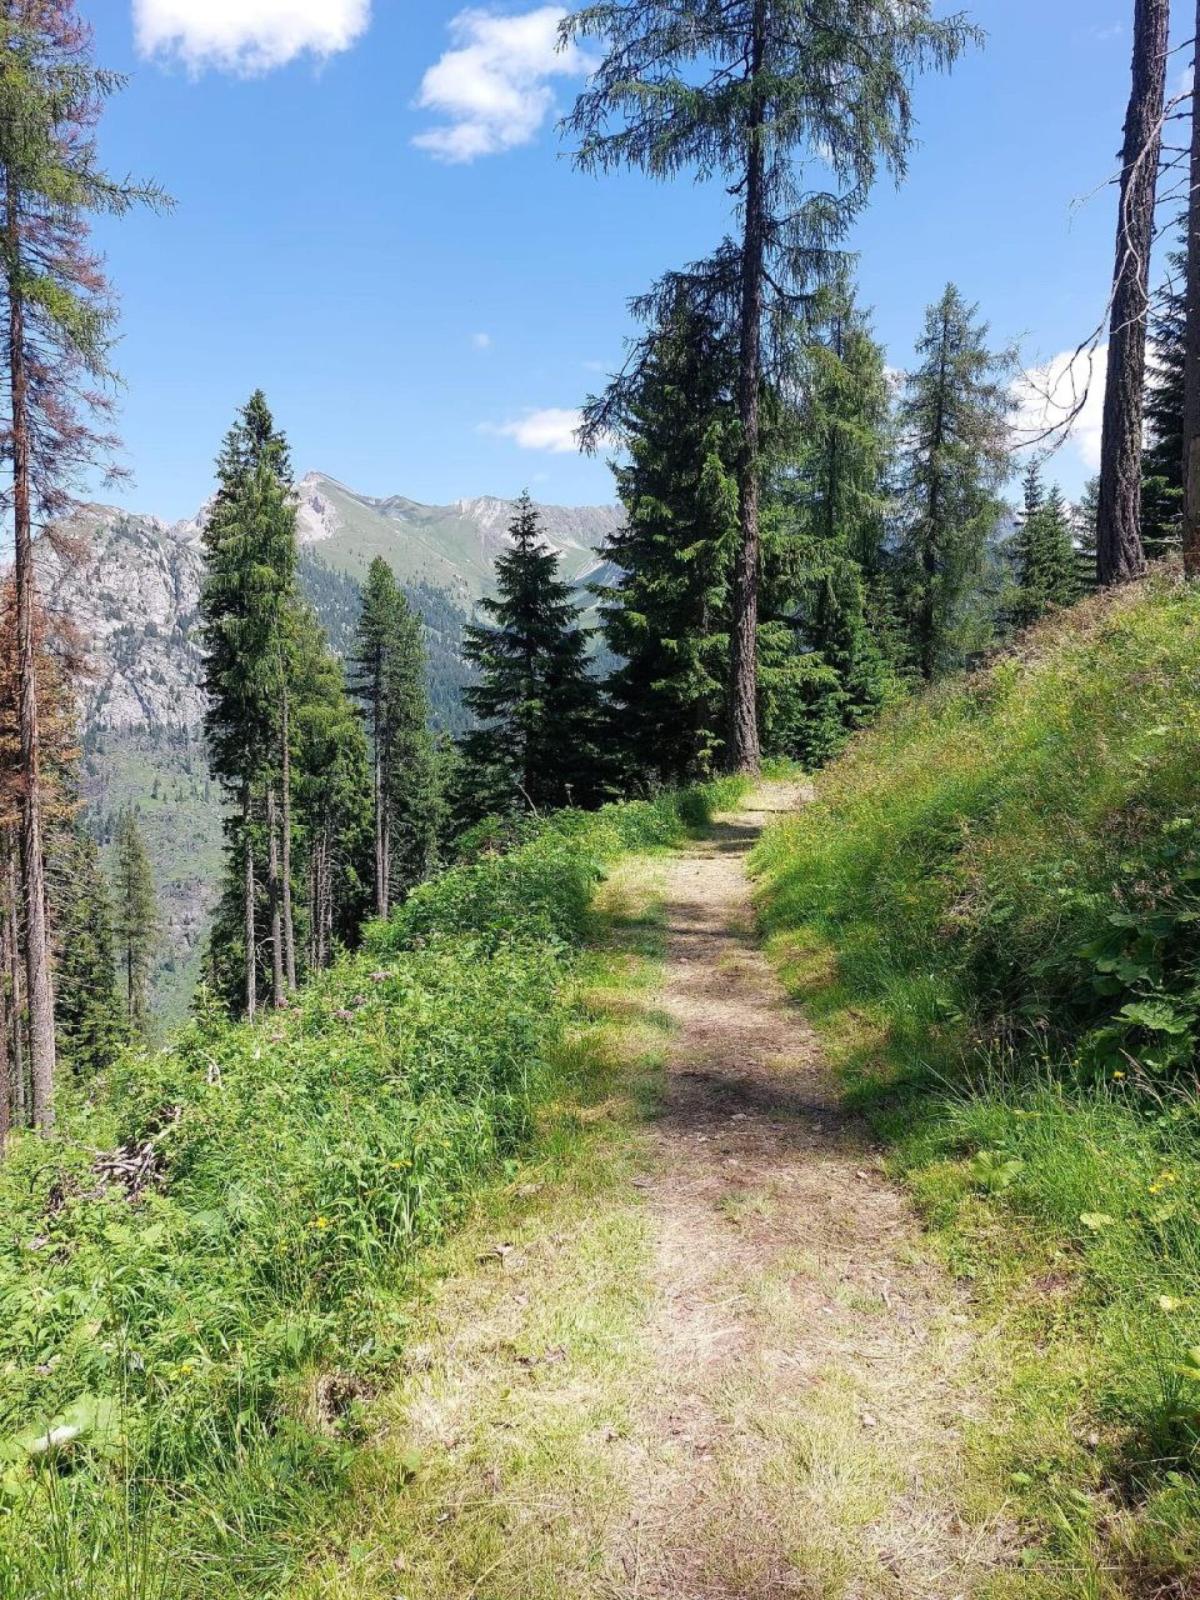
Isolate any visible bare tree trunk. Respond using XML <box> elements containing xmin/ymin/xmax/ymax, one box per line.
<box><xmin>729</xmin><ymin>0</ymin><xmax>767</xmax><ymax>775</ymax></box>
<box><xmin>7</xmin><ymin>848</ymin><xmax>25</xmax><ymax>1129</ymax></box>
<box><xmin>267</xmin><ymin>786</ymin><xmax>284</xmax><ymax>1008</ymax></box>
<box><xmin>280</xmin><ymin>688</ymin><xmax>296</xmax><ymax>991</ymax></box>
<box><xmin>1182</xmin><ymin>0</ymin><xmax>1200</xmax><ymax>579</ymax></box>
<box><xmin>7</xmin><ymin>185</ymin><xmax>56</xmax><ymax>1128</ymax></box>
<box><xmin>1097</xmin><ymin>0</ymin><xmax>1168</xmax><ymax>586</ymax></box>
<box><xmin>243</xmin><ymin>787</ymin><xmax>257</xmax><ymax>1021</ymax></box>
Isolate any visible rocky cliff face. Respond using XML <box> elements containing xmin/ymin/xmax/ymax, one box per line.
<box><xmin>44</xmin><ymin>477</ymin><xmax>620</xmax><ymax>735</ymax></box>
<box><xmin>42</xmin><ymin>507</ymin><xmax>207</xmax><ymax>733</ymax></box>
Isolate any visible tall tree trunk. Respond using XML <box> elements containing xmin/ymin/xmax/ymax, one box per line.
<box><xmin>7</xmin><ymin>847</ymin><xmax>25</xmax><ymax>1129</ymax></box>
<box><xmin>1097</xmin><ymin>0</ymin><xmax>1168</xmax><ymax>586</ymax></box>
<box><xmin>267</xmin><ymin>785</ymin><xmax>284</xmax><ymax>1008</ymax></box>
<box><xmin>0</xmin><ymin>961</ymin><xmax>10</xmax><ymax>1153</ymax></box>
<box><xmin>7</xmin><ymin>186</ymin><xmax>56</xmax><ymax>1128</ymax></box>
<box><xmin>243</xmin><ymin>787</ymin><xmax>257</xmax><ymax>1021</ymax></box>
<box><xmin>373</xmin><ymin>678</ymin><xmax>389</xmax><ymax>920</ymax></box>
<box><xmin>729</xmin><ymin>0</ymin><xmax>767</xmax><ymax>775</ymax></box>
<box><xmin>280</xmin><ymin>688</ymin><xmax>296</xmax><ymax>991</ymax></box>
<box><xmin>1182</xmin><ymin>0</ymin><xmax>1200</xmax><ymax>579</ymax></box>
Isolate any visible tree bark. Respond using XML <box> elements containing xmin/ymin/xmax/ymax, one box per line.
<box><xmin>1182</xmin><ymin>0</ymin><xmax>1200</xmax><ymax>578</ymax></box>
<box><xmin>280</xmin><ymin>687</ymin><xmax>296</xmax><ymax>991</ymax></box>
<box><xmin>243</xmin><ymin>787</ymin><xmax>257</xmax><ymax>1021</ymax></box>
<box><xmin>267</xmin><ymin>785</ymin><xmax>284</xmax><ymax>1008</ymax></box>
<box><xmin>1097</xmin><ymin>0</ymin><xmax>1168</xmax><ymax>586</ymax></box>
<box><xmin>7</xmin><ymin>847</ymin><xmax>25</xmax><ymax>1129</ymax></box>
<box><xmin>7</xmin><ymin>176</ymin><xmax>56</xmax><ymax>1128</ymax></box>
<box><xmin>728</xmin><ymin>0</ymin><xmax>767</xmax><ymax>775</ymax></box>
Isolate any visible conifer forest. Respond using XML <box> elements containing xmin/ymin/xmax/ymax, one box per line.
<box><xmin>6</xmin><ymin>2</ymin><xmax>1200</xmax><ymax>1595</ymax></box>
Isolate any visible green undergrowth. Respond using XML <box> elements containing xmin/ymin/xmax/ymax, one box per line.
<box><xmin>752</xmin><ymin>573</ymin><xmax>1200</xmax><ymax>1596</ymax></box>
<box><xmin>0</xmin><ymin>779</ymin><xmax>741</xmax><ymax>1600</ymax></box>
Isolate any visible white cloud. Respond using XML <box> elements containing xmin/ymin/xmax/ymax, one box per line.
<box><xmin>413</xmin><ymin>6</ymin><xmax>591</xmax><ymax>163</ymax></box>
<box><xmin>472</xmin><ymin>331</ymin><xmax>493</xmax><ymax>350</ymax></box>
<box><xmin>133</xmin><ymin>0</ymin><xmax>370</xmax><ymax>74</ymax></box>
<box><xmin>483</xmin><ymin>407</ymin><xmax>583</xmax><ymax>453</ymax></box>
<box><xmin>1013</xmin><ymin>346</ymin><xmax>1107</xmax><ymax>474</ymax></box>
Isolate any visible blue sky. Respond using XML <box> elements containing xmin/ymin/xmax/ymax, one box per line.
<box><xmin>83</xmin><ymin>0</ymin><xmax>1194</xmax><ymax>520</ymax></box>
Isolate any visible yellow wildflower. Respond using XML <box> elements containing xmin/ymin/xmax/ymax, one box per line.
<box><xmin>313</xmin><ymin>1216</ymin><xmax>331</xmax><ymax>1231</ymax></box>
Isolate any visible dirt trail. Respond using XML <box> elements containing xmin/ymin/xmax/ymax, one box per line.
<box><xmin>334</xmin><ymin>783</ymin><xmax>1008</xmax><ymax>1600</ymax></box>
<box><xmin>614</xmin><ymin>783</ymin><xmax>1002</xmax><ymax>1598</ymax></box>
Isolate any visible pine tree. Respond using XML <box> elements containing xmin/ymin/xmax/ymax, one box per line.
<box><xmin>199</xmin><ymin>392</ymin><xmax>300</xmax><ymax>1016</ymax></box>
<box><xmin>1142</xmin><ymin>244</ymin><xmax>1186</xmax><ymax>559</ymax></box>
<box><xmin>564</xmin><ymin>0</ymin><xmax>976</xmax><ymax>772</ymax></box>
<box><xmin>894</xmin><ymin>285</ymin><xmax>1011</xmax><ymax>679</ymax></box>
<box><xmin>1009</xmin><ymin>470</ymin><xmax>1079</xmax><ymax>629</ymax></box>
<box><xmin>461</xmin><ymin>493</ymin><xmax>603</xmax><ymax>815</ymax></box>
<box><xmin>111</xmin><ymin>807</ymin><xmax>158</xmax><ymax>1035</ymax></box>
<box><xmin>0</xmin><ymin>1</ymin><xmax>165</xmax><ymax>1126</ymax></box>
<box><xmin>591</xmin><ymin>298</ymin><xmax>739</xmax><ymax>785</ymax></box>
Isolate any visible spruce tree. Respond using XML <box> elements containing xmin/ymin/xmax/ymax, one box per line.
<box><xmin>1009</xmin><ymin>471</ymin><xmax>1079</xmax><ymax>629</ymax></box>
<box><xmin>53</xmin><ymin>827</ymin><xmax>123</xmax><ymax>1076</ymax></box>
<box><xmin>563</xmin><ymin>0</ymin><xmax>976</xmax><ymax>772</ymax></box>
<box><xmin>461</xmin><ymin>493</ymin><xmax>602</xmax><ymax>815</ymax></box>
<box><xmin>1142</xmin><ymin>243</ymin><xmax>1186</xmax><ymax>559</ymax></box>
<box><xmin>292</xmin><ymin>605</ymin><xmax>372</xmax><ymax>967</ymax></box>
<box><xmin>351</xmin><ymin>560</ymin><xmax>440</xmax><ymax>915</ymax></box>
<box><xmin>1075</xmin><ymin>477</ymin><xmax>1100</xmax><ymax>594</ymax></box>
<box><xmin>774</xmin><ymin>284</ymin><xmax>893</xmax><ymax>736</ymax></box>
<box><xmin>894</xmin><ymin>285</ymin><xmax>1011</xmax><ymax>679</ymax></box>
<box><xmin>591</xmin><ymin>298</ymin><xmax>739</xmax><ymax>785</ymax></box>
<box><xmin>111</xmin><ymin>807</ymin><xmax>158</xmax><ymax>1035</ymax></box>
<box><xmin>199</xmin><ymin>392</ymin><xmax>299</xmax><ymax>1016</ymax></box>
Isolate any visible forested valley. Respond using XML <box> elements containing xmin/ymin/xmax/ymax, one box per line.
<box><xmin>3</xmin><ymin>1</ymin><xmax>1200</xmax><ymax>1595</ymax></box>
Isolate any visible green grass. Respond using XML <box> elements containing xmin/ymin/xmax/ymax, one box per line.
<box><xmin>0</xmin><ymin>779</ymin><xmax>738</xmax><ymax>1600</ymax></box>
<box><xmin>752</xmin><ymin>573</ymin><xmax>1200</xmax><ymax>1595</ymax></box>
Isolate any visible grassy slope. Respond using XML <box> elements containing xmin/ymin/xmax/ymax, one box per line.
<box><xmin>753</xmin><ymin>574</ymin><xmax>1200</xmax><ymax>1597</ymax></box>
<box><xmin>0</xmin><ymin>780</ymin><xmax>743</xmax><ymax>1600</ymax></box>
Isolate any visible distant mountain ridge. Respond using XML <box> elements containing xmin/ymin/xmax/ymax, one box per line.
<box><xmin>40</xmin><ymin>474</ymin><xmax>622</xmax><ymax>736</ymax></box>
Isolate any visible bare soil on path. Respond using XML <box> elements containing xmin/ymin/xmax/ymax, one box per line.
<box><xmin>616</xmin><ymin>784</ymin><xmax>1004</xmax><ymax>1598</ymax></box>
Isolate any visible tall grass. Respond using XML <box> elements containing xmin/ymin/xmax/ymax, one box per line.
<box><xmin>0</xmin><ymin>779</ymin><xmax>740</xmax><ymax>1599</ymax></box>
<box><xmin>752</xmin><ymin>574</ymin><xmax>1200</xmax><ymax>1589</ymax></box>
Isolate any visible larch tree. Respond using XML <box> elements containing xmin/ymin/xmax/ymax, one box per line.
<box><xmin>0</xmin><ymin>0</ymin><xmax>164</xmax><ymax>1125</ymax></box>
<box><xmin>895</xmin><ymin>285</ymin><xmax>1011</xmax><ymax>680</ymax></box>
<box><xmin>1096</xmin><ymin>0</ymin><xmax>1169</xmax><ymax>586</ymax></box>
<box><xmin>562</xmin><ymin>0</ymin><xmax>977</xmax><ymax>773</ymax></box>
<box><xmin>461</xmin><ymin>492</ymin><xmax>602</xmax><ymax>815</ymax></box>
<box><xmin>111</xmin><ymin>805</ymin><xmax>157</xmax><ymax>1035</ymax></box>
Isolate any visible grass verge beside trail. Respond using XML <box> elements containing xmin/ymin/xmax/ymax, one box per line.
<box><xmin>752</xmin><ymin>574</ymin><xmax>1200</xmax><ymax>1598</ymax></box>
<box><xmin>293</xmin><ymin>853</ymin><xmax>672</xmax><ymax>1599</ymax></box>
<box><xmin>0</xmin><ymin>780</ymin><xmax>741</xmax><ymax>1600</ymax></box>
